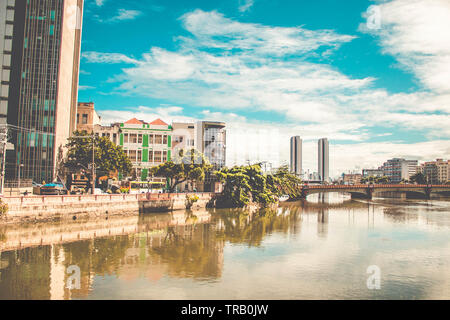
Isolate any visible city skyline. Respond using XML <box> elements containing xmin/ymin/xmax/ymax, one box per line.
<box><xmin>77</xmin><ymin>0</ymin><xmax>450</xmax><ymax>177</ymax></box>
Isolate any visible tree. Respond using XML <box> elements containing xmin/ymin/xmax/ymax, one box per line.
<box><xmin>410</xmin><ymin>172</ymin><xmax>426</xmax><ymax>185</ymax></box>
<box><xmin>267</xmin><ymin>165</ymin><xmax>303</xmax><ymax>200</ymax></box>
<box><xmin>150</xmin><ymin>148</ymin><xmax>212</xmax><ymax>193</ymax></box>
<box><xmin>65</xmin><ymin>131</ymin><xmax>132</xmax><ymax>177</ymax></box>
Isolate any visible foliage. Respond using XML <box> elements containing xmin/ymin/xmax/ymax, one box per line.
<box><xmin>267</xmin><ymin>165</ymin><xmax>303</xmax><ymax>200</ymax></box>
<box><xmin>120</xmin><ymin>187</ymin><xmax>130</xmax><ymax>194</ymax></box>
<box><xmin>214</xmin><ymin>164</ymin><xmax>288</xmax><ymax>208</ymax></box>
<box><xmin>410</xmin><ymin>172</ymin><xmax>427</xmax><ymax>184</ymax></box>
<box><xmin>361</xmin><ymin>176</ymin><xmax>390</xmax><ymax>184</ymax></box>
<box><xmin>0</xmin><ymin>199</ymin><xmax>8</xmax><ymax>216</ymax></box>
<box><xmin>65</xmin><ymin>131</ymin><xmax>132</xmax><ymax>177</ymax></box>
<box><xmin>186</xmin><ymin>194</ymin><xmax>199</xmax><ymax>209</ymax></box>
<box><xmin>150</xmin><ymin>149</ymin><xmax>212</xmax><ymax>193</ymax></box>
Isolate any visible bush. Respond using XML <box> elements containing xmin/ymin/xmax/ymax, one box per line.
<box><xmin>0</xmin><ymin>199</ymin><xmax>8</xmax><ymax>216</ymax></box>
<box><xmin>186</xmin><ymin>194</ymin><xmax>199</xmax><ymax>209</ymax></box>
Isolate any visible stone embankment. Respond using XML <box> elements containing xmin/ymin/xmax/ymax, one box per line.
<box><xmin>0</xmin><ymin>193</ymin><xmax>215</xmax><ymax>224</ymax></box>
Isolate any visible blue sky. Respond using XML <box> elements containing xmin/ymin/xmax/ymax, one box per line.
<box><xmin>78</xmin><ymin>0</ymin><xmax>450</xmax><ymax>177</ymax></box>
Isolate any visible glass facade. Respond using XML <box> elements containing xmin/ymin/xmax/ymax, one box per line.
<box><xmin>3</xmin><ymin>0</ymin><xmax>83</xmax><ymax>183</ymax></box>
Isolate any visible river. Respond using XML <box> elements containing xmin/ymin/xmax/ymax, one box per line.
<box><xmin>0</xmin><ymin>193</ymin><xmax>449</xmax><ymax>300</ymax></box>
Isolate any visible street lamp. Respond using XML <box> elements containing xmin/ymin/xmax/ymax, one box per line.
<box><xmin>18</xmin><ymin>163</ymin><xmax>24</xmax><ymax>191</ymax></box>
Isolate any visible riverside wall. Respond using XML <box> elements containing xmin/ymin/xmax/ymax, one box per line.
<box><xmin>0</xmin><ymin>193</ymin><xmax>215</xmax><ymax>225</ymax></box>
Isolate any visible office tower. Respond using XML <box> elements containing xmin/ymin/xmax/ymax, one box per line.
<box><xmin>318</xmin><ymin>138</ymin><xmax>329</xmax><ymax>183</ymax></box>
<box><xmin>1</xmin><ymin>0</ymin><xmax>84</xmax><ymax>183</ymax></box>
<box><xmin>290</xmin><ymin>136</ymin><xmax>302</xmax><ymax>176</ymax></box>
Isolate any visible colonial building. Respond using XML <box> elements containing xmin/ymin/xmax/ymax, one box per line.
<box><xmin>119</xmin><ymin>118</ymin><xmax>172</xmax><ymax>181</ymax></box>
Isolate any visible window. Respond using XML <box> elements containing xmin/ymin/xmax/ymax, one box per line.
<box><xmin>154</xmin><ymin>151</ymin><xmax>162</xmax><ymax>163</ymax></box>
<box><xmin>155</xmin><ymin>135</ymin><xmax>162</xmax><ymax>144</ymax></box>
<box><xmin>163</xmin><ymin>151</ymin><xmax>167</xmax><ymax>162</ymax></box>
<box><xmin>148</xmin><ymin>151</ymin><xmax>153</xmax><ymax>162</ymax></box>
<box><xmin>124</xmin><ymin>134</ymin><xmax>129</xmax><ymax>143</ymax></box>
<box><xmin>128</xmin><ymin>150</ymin><xmax>137</xmax><ymax>162</ymax></box>
<box><xmin>138</xmin><ymin>134</ymin><xmax>143</xmax><ymax>144</ymax></box>
<box><xmin>82</xmin><ymin>114</ymin><xmax>88</xmax><ymax>124</ymax></box>
<box><xmin>137</xmin><ymin>150</ymin><xmax>142</xmax><ymax>162</ymax></box>
<box><xmin>76</xmin><ymin>114</ymin><xmax>79</xmax><ymax>124</ymax></box>
<box><xmin>149</xmin><ymin>135</ymin><xmax>154</xmax><ymax>144</ymax></box>
<box><xmin>163</xmin><ymin>136</ymin><xmax>168</xmax><ymax>144</ymax></box>
<box><xmin>130</xmin><ymin>134</ymin><xmax>137</xmax><ymax>143</ymax></box>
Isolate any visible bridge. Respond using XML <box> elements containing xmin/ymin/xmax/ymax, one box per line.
<box><xmin>299</xmin><ymin>184</ymin><xmax>450</xmax><ymax>200</ymax></box>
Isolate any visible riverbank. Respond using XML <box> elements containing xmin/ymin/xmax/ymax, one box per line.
<box><xmin>0</xmin><ymin>193</ymin><xmax>215</xmax><ymax>225</ymax></box>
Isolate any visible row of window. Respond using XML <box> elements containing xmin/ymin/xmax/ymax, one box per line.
<box><xmin>123</xmin><ymin>133</ymin><xmax>169</xmax><ymax>145</ymax></box>
<box><xmin>126</xmin><ymin>150</ymin><xmax>168</xmax><ymax>163</ymax></box>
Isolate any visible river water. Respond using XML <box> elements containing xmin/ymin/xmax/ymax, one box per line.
<box><xmin>0</xmin><ymin>193</ymin><xmax>449</xmax><ymax>300</ymax></box>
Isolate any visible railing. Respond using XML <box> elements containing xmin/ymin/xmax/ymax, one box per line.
<box><xmin>2</xmin><ymin>192</ymin><xmax>215</xmax><ymax>206</ymax></box>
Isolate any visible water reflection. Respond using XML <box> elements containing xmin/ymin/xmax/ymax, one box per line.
<box><xmin>0</xmin><ymin>194</ymin><xmax>449</xmax><ymax>300</ymax></box>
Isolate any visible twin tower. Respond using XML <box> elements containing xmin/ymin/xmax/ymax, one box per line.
<box><xmin>290</xmin><ymin>137</ymin><xmax>330</xmax><ymax>183</ymax></box>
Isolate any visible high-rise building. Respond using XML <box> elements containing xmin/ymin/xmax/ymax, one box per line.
<box><xmin>380</xmin><ymin>158</ymin><xmax>418</xmax><ymax>183</ymax></box>
<box><xmin>1</xmin><ymin>0</ymin><xmax>84</xmax><ymax>183</ymax></box>
<box><xmin>290</xmin><ymin>136</ymin><xmax>302</xmax><ymax>177</ymax></box>
<box><xmin>318</xmin><ymin>138</ymin><xmax>329</xmax><ymax>183</ymax></box>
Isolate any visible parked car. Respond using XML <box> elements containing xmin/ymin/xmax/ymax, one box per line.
<box><xmin>40</xmin><ymin>183</ymin><xmax>68</xmax><ymax>195</ymax></box>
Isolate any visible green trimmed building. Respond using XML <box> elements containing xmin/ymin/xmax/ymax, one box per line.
<box><xmin>118</xmin><ymin>118</ymin><xmax>172</xmax><ymax>181</ymax></box>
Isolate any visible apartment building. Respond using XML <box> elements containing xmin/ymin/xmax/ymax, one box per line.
<box><xmin>380</xmin><ymin>158</ymin><xmax>418</xmax><ymax>183</ymax></box>
<box><xmin>417</xmin><ymin>159</ymin><xmax>450</xmax><ymax>184</ymax></box>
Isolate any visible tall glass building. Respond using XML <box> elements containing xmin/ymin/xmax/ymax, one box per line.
<box><xmin>318</xmin><ymin>138</ymin><xmax>329</xmax><ymax>183</ymax></box>
<box><xmin>290</xmin><ymin>136</ymin><xmax>302</xmax><ymax>177</ymax></box>
<box><xmin>0</xmin><ymin>0</ymin><xmax>83</xmax><ymax>183</ymax></box>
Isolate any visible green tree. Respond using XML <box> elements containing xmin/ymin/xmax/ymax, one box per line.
<box><xmin>268</xmin><ymin>165</ymin><xmax>303</xmax><ymax>200</ymax></box>
<box><xmin>65</xmin><ymin>131</ymin><xmax>132</xmax><ymax>177</ymax></box>
<box><xmin>150</xmin><ymin>148</ymin><xmax>212</xmax><ymax>193</ymax></box>
<box><xmin>215</xmin><ymin>164</ymin><xmax>285</xmax><ymax>208</ymax></box>
<box><xmin>410</xmin><ymin>172</ymin><xmax>427</xmax><ymax>184</ymax></box>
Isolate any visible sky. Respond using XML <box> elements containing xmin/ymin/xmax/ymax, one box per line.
<box><xmin>77</xmin><ymin>0</ymin><xmax>450</xmax><ymax>178</ymax></box>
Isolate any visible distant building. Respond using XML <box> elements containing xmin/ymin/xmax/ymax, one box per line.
<box><xmin>290</xmin><ymin>136</ymin><xmax>302</xmax><ymax>177</ymax></box>
<box><xmin>380</xmin><ymin>158</ymin><xmax>418</xmax><ymax>183</ymax></box>
<box><xmin>2</xmin><ymin>0</ymin><xmax>84</xmax><ymax>182</ymax></box>
<box><xmin>417</xmin><ymin>159</ymin><xmax>449</xmax><ymax>184</ymax></box>
<box><xmin>342</xmin><ymin>173</ymin><xmax>362</xmax><ymax>185</ymax></box>
<box><xmin>119</xmin><ymin>118</ymin><xmax>172</xmax><ymax>181</ymax></box>
<box><xmin>362</xmin><ymin>169</ymin><xmax>384</xmax><ymax>178</ymax></box>
<box><xmin>76</xmin><ymin>102</ymin><xmax>101</xmax><ymax>132</ymax></box>
<box><xmin>318</xmin><ymin>138</ymin><xmax>329</xmax><ymax>183</ymax></box>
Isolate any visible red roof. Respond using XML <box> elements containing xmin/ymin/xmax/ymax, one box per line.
<box><xmin>125</xmin><ymin>118</ymin><xmax>144</xmax><ymax>125</ymax></box>
<box><xmin>150</xmin><ymin>118</ymin><xmax>168</xmax><ymax>126</ymax></box>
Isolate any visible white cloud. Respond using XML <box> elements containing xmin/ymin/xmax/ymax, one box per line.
<box><xmin>78</xmin><ymin>85</ymin><xmax>95</xmax><ymax>90</ymax></box>
<box><xmin>95</xmin><ymin>0</ymin><xmax>106</xmax><ymax>7</ymax></box>
<box><xmin>360</xmin><ymin>0</ymin><xmax>450</xmax><ymax>93</ymax></box>
<box><xmin>108</xmin><ymin>9</ymin><xmax>142</xmax><ymax>23</ymax></box>
<box><xmin>85</xmin><ymin>9</ymin><xmax>450</xmax><ymax>175</ymax></box>
<box><xmin>238</xmin><ymin>0</ymin><xmax>255</xmax><ymax>13</ymax></box>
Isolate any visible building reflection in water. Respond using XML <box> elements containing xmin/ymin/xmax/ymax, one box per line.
<box><xmin>0</xmin><ymin>205</ymin><xmax>311</xmax><ymax>300</ymax></box>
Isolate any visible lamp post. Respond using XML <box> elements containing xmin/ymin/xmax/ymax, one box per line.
<box><xmin>18</xmin><ymin>163</ymin><xmax>24</xmax><ymax>191</ymax></box>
